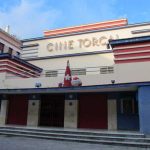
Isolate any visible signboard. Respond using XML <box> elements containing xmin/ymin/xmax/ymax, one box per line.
<box><xmin>38</xmin><ymin>32</ymin><xmax>121</xmax><ymax>57</ymax></box>
<box><xmin>47</xmin><ymin>35</ymin><xmax>119</xmax><ymax>52</ymax></box>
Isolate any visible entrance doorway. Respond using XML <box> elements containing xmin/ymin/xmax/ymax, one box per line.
<box><xmin>78</xmin><ymin>94</ymin><xmax>108</xmax><ymax>129</ymax></box>
<box><xmin>39</xmin><ymin>94</ymin><xmax>65</xmax><ymax>127</ymax></box>
<box><xmin>7</xmin><ymin>95</ymin><xmax>28</xmax><ymax>125</ymax></box>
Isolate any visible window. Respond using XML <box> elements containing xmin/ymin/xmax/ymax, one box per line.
<box><xmin>0</xmin><ymin>43</ymin><xmax>4</xmax><ymax>53</ymax></box>
<box><xmin>71</xmin><ymin>69</ymin><xmax>86</xmax><ymax>75</ymax></box>
<box><xmin>100</xmin><ymin>66</ymin><xmax>114</xmax><ymax>74</ymax></box>
<box><xmin>45</xmin><ymin>70</ymin><xmax>58</xmax><ymax>77</ymax></box>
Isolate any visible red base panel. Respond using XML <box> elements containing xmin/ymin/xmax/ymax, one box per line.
<box><xmin>7</xmin><ymin>95</ymin><xmax>28</xmax><ymax>125</ymax></box>
<box><xmin>78</xmin><ymin>94</ymin><xmax>108</xmax><ymax>129</ymax></box>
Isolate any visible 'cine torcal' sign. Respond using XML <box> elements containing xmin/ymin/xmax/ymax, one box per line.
<box><xmin>47</xmin><ymin>34</ymin><xmax>119</xmax><ymax>52</ymax></box>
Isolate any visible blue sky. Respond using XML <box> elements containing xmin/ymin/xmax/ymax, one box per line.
<box><xmin>0</xmin><ymin>0</ymin><xmax>150</xmax><ymax>39</ymax></box>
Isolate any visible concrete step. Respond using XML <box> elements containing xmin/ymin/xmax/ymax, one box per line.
<box><xmin>0</xmin><ymin>126</ymin><xmax>149</xmax><ymax>148</ymax></box>
<box><xmin>0</xmin><ymin>126</ymin><xmax>144</xmax><ymax>138</ymax></box>
<box><xmin>0</xmin><ymin>128</ymin><xmax>149</xmax><ymax>143</ymax></box>
<box><xmin>0</xmin><ymin>131</ymin><xmax>150</xmax><ymax>148</ymax></box>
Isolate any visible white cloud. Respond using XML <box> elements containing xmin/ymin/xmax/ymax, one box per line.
<box><xmin>0</xmin><ymin>0</ymin><xmax>61</xmax><ymax>39</ymax></box>
<box><xmin>0</xmin><ymin>0</ymin><xmax>124</xmax><ymax>39</ymax></box>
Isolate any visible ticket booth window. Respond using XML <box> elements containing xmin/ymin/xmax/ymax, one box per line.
<box><xmin>120</xmin><ymin>97</ymin><xmax>138</xmax><ymax>115</ymax></box>
<box><xmin>0</xmin><ymin>100</ymin><xmax>1</xmax><ymax>111</ymax></box>
<box><xmin>117</xmin><ymin>93</ymin><xmax>139</xmax><ymax>130</ymax></box>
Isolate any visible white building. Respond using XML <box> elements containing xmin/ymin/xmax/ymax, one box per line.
<box><xmin>1</xmin><ymin>19</ymin><xmax>150</xmax><ymax>134</ymax></box>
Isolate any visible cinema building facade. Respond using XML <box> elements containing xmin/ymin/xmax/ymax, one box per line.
<box><xmin>1</xmin><ymin>19</ymin><xmax>150</xmax><ymax>134</ymax></box>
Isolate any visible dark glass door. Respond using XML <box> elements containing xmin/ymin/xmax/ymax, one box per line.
<box><xmin>39</xmin><ymin>94</ymin><xmax>65</xmax><ymax>127</ymax></box>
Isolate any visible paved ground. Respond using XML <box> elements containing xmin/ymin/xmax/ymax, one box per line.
<box><xmin>0</xmin><ymin>135</ymin><xmax>149</xmax><ymax>150</ymax></box>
